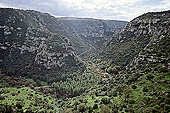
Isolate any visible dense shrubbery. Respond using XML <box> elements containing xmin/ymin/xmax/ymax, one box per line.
<box><xmin>106</xmin><ymin>66</ymin><xmax>120</xmax><ymax>74</ymax></box>
<box><xmin>0</xmin><ymin>87</ymin><xmax>58</xmax><ymax>113</ymax></box>
<box><xmin>59</xmin><ymin>70</ymin><xmax>170</xmax><ymax>113</ymax></box>
<box><xmin>53</xmin><ymin>71</ymin><xmax>101</xmax><ymax>98</ymax></box>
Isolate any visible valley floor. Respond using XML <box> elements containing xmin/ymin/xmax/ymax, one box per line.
<box><xmin>0</xmin><ymin>60</ymin><xmax>170</xmax><ymax>113</ymax></box>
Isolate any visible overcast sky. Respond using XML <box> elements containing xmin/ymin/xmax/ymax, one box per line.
<box><xmin>0</xmin><ymin>0</ymin><xmax>169</xmax><ymax>21</ymax></box>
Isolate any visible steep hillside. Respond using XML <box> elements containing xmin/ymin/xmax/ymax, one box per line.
<box><xmin>58</xmin><ymin>17</ymin><xmax>127</xmax><ymax>58</ymax></box>
<box><xmin>0</xmin><ymin>8</ymin><xmax>84</xmax><ymax>83</ymax></box>
<box><xmin>24</xmin><ymin>10</ymin><xmax>89</xmax><ymax>55</ymax></box>
<box><xmin>1</xmin><ymin>8</ymin><xmax>170</xmax><ymax>113</ymax></box>
<box><xmin>102</xmin><ymin>10</ymin><xmax>170</xmax><ymax>69</ymax></box>
<box><xmin>59</xmin><ymin>10</ymin><xmax>170</xmax><ymax>113</ymax></box>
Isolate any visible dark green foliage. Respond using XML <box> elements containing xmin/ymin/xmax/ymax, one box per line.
<box><xmin>78</xmin><ymin>104</ymin><xmax>86</xmax><ymax>112</ymax></box>
<box><xmin>0</xmin><ymin>104</ymin><xmax>15</xmax><ymax>113</ymax></box>
<box><xmin>16</xmin><ymin>102</ymin><xmax>23</xmax><ymax>109</ymax></box>
<box><xmin>93</xmin><ymin>104</ymin><xmax>98</xmax><ymax>109</ymax></box>
<box><xmin>53</xmin><ymin>70</ymin><xmax>101</xmax><ymax>98</ymax></box>
<box><xmin>131</xmin><ymin>85</ymin><xmax>137</xmax><ymax>89</ymax></box>
<box><xmin>146</xmin><ymin>74</ymin><xmax>154</xmax><ymax>80</ymax></box>
<box><xmin>101</xmin><ymin>97</ymin><xmax>110</xmax><ymax>104</ymax></box>
<box><xmin>108</xmin><ymin>89</ymin><xmax>118</xmax><ymax>97</ymax></box>
<box><xmin>0</xmin><ymin>95</ymin><xmax>5</xmax><ymax>100</ymax></box>
<box><xmin>142</xmin><ymin>86</ymin><xmax>148</xmax><ymax>92</ymax></box>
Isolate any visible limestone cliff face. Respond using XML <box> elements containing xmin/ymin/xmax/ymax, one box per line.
<box><xmin>129</xmin><ymin>11</ymin><xmax>170</xmax><ymax>72</ymax></box>
<box><xmin>103</xmin><ymin>10</ymin><xmax>170</xmax><ymax>69</ymax></box>
<box><xmin>0</xmin><ymin>8</ymin><xmax>84</xmax><ymax>83</ymax></box>
<box><xmin>58</xmin><ymin>17</ymin><xmax>127</xmax><ymax>53</ymax></box>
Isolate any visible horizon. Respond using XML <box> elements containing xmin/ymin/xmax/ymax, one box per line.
<box><xmin>0</xmin><ymin>0</ymin><xmax>169</xmax><ymax>21</ymax></box>
<box><xmin>0</xmin><ymin>7</ymin><xmax>129</xmax><ymax>22</ymax></box>
<box><xmin>0</xmin><ymin>7</ymin><xmax>170</xmax><ymax>22</ymax></box>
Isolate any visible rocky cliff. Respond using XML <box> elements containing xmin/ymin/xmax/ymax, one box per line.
<box><xmin>103</xmin><ymin>10</ymin><xmax>170</xmax><ymax>69</ymax></box>
<box><xmin>58</xmin><ymin>17</ymin><xmax>127</xmax><ymax>57</ymax></box>
<box><xmin>0</xmin><ymin>8</ymin><xmax>127</xmax><ymax>83</ymax></box>
<box><xmin>0</xmin><ymin>8</ymin><xmax>84</xmax><ymax>83</ymax></box>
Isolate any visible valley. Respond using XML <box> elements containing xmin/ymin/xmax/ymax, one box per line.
<box><xmin>0</xmin><ymin>8</ymin><xmax>170</xmax><ymax>113</ymax></box>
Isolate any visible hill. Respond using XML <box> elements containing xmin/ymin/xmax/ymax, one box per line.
<box><xmin>58</xmin><ymin>17</ymin><xmax>127</xmax><ymax>58</ymax></box>
<box><xmin>0</xmin><ymin>8</ymin><xmax>84</xmax><ymax>83</ymax></box>
<box><xmin>59</xmin><ymin>10</ymin><xmax>170</xmax><ymax>113</ymax></box>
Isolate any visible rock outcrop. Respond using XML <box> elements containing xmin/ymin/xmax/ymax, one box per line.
<box><xmin>58</xmin><ymin>17</ymin><xmax>127</xmax><ymax>57</ymax></box>
<box><xmin>103</xmin><ymin>10</ymin><xmax>170</xmax><ymax>69</ymax></box>
<box><xmin>0</xmin><ymin>8</ymin><xmax>84</xmax><ymax>83</ymax></box>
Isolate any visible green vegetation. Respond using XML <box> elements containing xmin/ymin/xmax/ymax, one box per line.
<box><xmin>0</xmin><ymin>87</ymin><xmax>58</xmax><ymax>112</ymax></box>
<box><xmin>58</xmin><ymin>70</ymin><xmax>170</xmax><ymax>113</ymax></box>
<box><xmin>0</xmin><ymin>8</ymin><xmax>170</xmax><ymax>113</ymax></box>
<box><xmin>25</xmin><ymin>78</ymin><xmax>48</xmax><ymax>86</ymax></box>
<box><xmin>53</xmin><ymin>66</ymin><xmax>102</xmax><ymax>98</ymax></box>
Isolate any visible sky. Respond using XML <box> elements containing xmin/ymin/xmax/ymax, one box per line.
<box><xmin>0</xmin><ymin>0</ymin><xmax>169</xmax><ymax>21</ymax></box>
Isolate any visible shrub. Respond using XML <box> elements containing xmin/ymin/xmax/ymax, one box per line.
<box><xmin>131</xmin><ymin>85</ymin><xmax>137</xmax><ymax>89</ymax></box>
<box><xmin>101</xmin><ymin>97</ymin><xmax>110</xmax><ymax>104</ymax></box>
<box><xmin>93</xmin><ymin>104</ymin><xmax>98</xmax><ymax>109</ymax></box>
<box><xmin>100</xmin><ymin>105</ymin><xmax>111</xmax><ymax>113</ymax></box>
<box><xmin>158</xmin><ymin>66</ymin><xmax>169</xmax><ymax>73</ymax></box>
<box><xmin>146</xmin><ymin>74</ymin><xmax>154</xmax><ymax>80</ymax></box>
<box><xmin>63</xmin><ymin>108</ymin><xmax>73</xmax><ymax>113</ymax></box>
<box><xmin>164</xmin><ymin>104</ymin><xmax>170</xmax><ymax>111</ymax></box>
<box><xmin>0</xmin><ymin>95</ymin><xmax>5</xmax><ymax>100</ymax></box>
<box><xmin>143</xmin><ymin>87</ymin><xmax>148</xmax><ymax>92</ymax></box>
<box><xmin>128</xmin><ymin>99</ymin><xmax>135</xmax><ymax>104</ymax></box>
<box><xmin>88</xmin><ymin>107</ymin><xmax>93</xmax><ymax>113</ymax></box>
<box><xmin>100</xmin><ymin>65</ymin><xmax>106</xmax><ymax>71</ymax></box>
<box><xmin>78</xmin><ymin>104</ymin><xmax>86</xmax><ymax>112</ymax></box>
<box><xmin>106</xmin><ymin>66</ymin><xmax>118</xmax><ymax>74</ymax></box>
<box><xmin>3</xmin><ymin>105</ymin><xmax>14</xmax><ymax>113</ymax></box>
<box><xmin>108</xmin><ymin>89</ymin><xmax>117</xmax><ymax>97</ymax></box>
<box><xmin>123</xmin><ymin>86</ymin><xmax>132</xmax><ymax>97</ymax></box>
<box><xmin>16</xmin><ymin>102</ymin><xmax>23</xmax><ymax>109</ymax></box>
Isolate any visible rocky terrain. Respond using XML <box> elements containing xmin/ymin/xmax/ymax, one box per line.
<box><xmin>0</xmin><ymin>8</ymin><xmax>84</xmax><ymax>83</ymax></box>
<box><xmin>0</xmin><ymin>8</ymin><xmax>127</xmax><ymax>83</ymax></box>
<box><xmin>58</xmin><ymin>17</ymin><xmax>127</xmax><ymax>58</ymax></box>
<box><xmin>102</xmin><ymin>10</ymin><xmax>170</xmax><ymax>69</ymax></box>
<box><xmin>0</xmin><ymin>8</ymin><xmax>170</xmax><ymax>113</ymax></box>
<box><xmin>58</xmin><ymin>10</ymin><xmax>170</xmax><ymax>113</ymax></box>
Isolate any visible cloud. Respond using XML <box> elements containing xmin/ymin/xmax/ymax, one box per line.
<box><xmin>121</xmin><ymin>0</ymin><xmax>170</xmax><ymax>20</ymax></box>
<box><xmin>0</xmin><ymin>0</ymin><xmax>169</xmax><ymax>21</ymax></box>
<box><xmin>0</xmin><ymin>2</ymin><xmax>8</xmax><ymax>8</ymax></box>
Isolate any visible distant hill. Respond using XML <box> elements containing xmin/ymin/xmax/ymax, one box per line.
<box><xmin>58</xmin><ymin>17</ymin><xmax>127</xmax><ymax>57</ymax></box>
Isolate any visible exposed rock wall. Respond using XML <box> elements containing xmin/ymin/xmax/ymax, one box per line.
<box><xmin>0</xmin><ymin>8</ymin><xmax>84</xmax><ymax>83</ymax></box>
<box><xmin>103</xmin><ymin>10</ymin><xmax>170</xmax><ymax>69</ymax></box>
